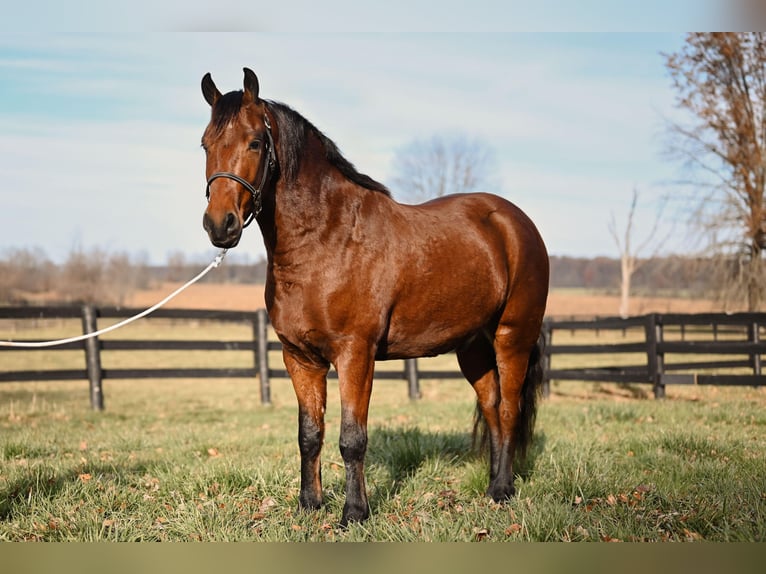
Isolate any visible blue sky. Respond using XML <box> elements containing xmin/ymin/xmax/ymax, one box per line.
<box><xmin>0</xmin><ymin>28</ymin><xmax>714</xmax><ymax>263</ymax></box>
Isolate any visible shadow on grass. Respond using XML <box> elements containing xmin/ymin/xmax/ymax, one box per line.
<box><xmin>366</xmin><ymin>426</ymin><xmax>475</xmax><ymax>485</ymax></box>
<box><xmin>363</xmin><ymin>425</ymin><xmax>547</xmax><ymax>513</ymax></box>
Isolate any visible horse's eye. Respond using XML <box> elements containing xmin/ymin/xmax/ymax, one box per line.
<box><xmin>249</xmin><ymin>139</ymin><xmax>262</xmax><ymax>151</ymax></box>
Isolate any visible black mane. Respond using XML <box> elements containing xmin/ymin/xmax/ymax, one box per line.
<box><xmin>208</xmin><ymin>91</ymin><xmax>390</xmax><ymax>196</ymax></box>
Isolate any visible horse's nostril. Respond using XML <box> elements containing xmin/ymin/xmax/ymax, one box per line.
<box><xmin>202</xmin><ymin>212</ymin><xmax>214</xmax><ymax>233</ymax></box>
<box><xmin>225</xmin><ymin>212</ymin><xmax>238</xmax><ymax>234</ymax></box>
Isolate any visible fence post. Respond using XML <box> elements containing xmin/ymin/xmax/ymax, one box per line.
<box><xmin>81</xmin><ymin>305</ymin><xmax>104</xmax><ymax>411</ymax></box>
<box><xmin>645</xmin><ymin>313</ymin><xmax>665</xmax><ymax>399</ymax></box>
<box><xmin>748</xmin><ymin>321</ymin><xmax>761</xmax><ymax>376</ymax></box>
<box><xmin>404</xmin><ymin>358</ymin><xmax>421</xmax><ymax>399</ymax></box>
<box><xmin>255</xmin><ymin>308</ymin><xmax>272</xmax><ymax>405</ymax></box>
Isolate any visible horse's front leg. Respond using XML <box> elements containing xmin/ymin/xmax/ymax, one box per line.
<box><xmin>284</xmin><ymin>350</ymin><xmax>329</xmax><ymax>511</ymax></box>
<box><xmin>335</xmin><ymin>342</ymin><xmax>376</xmax><ymax>526</ymax></box>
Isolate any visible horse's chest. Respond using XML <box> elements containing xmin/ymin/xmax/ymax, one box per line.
<box><xmin>267</xmin><ymin>280</ymin><xmax>331</xmax><ymax>350</ymax></box>
<box><xmin>267</xmin><ymin>269</ymin><xmax>385</xmax><ymax>361</ymax></box>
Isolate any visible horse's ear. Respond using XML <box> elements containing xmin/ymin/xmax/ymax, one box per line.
<box><xmin>242</xmin><ymin>67</ymin><xmax>260</xmax><ymax>106</ymax></box>
<box><xmin>202</xmin><ymin>73</ymin><xmax>221</xmax><ymax>107</ymax></box>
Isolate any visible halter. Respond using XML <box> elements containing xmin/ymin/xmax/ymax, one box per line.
<box><xmin>205</xmin><ymin>113</ymin><xmax>277</xmax><ymax>228</ymax></box>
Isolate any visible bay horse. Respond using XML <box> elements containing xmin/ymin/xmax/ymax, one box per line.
<box><xmin>200</xmin><ymin>68</ymin><xmax>549</xmax><ymax>526</ymax></box>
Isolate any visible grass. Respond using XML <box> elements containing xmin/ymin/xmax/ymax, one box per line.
<box><xmin>1</xmin><ymin>371</ymin><xmax>765</xmax><ymax>542</ymax></box>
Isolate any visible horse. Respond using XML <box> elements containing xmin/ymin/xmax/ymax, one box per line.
<box><xmin>200</xmin><ymin>68</ymin><xmax>549</xmax><ymax>526</ymax></box>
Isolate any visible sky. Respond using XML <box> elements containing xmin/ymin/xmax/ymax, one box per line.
<box><xmin>0</xmin><ymin>3</ymin><xmax>735</xmax><ymax>265</ymax></box>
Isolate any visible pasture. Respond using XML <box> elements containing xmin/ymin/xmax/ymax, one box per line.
<box><xmin>1</xmin><ymin>316</ymin><xmax>764</xmax><ymax>541</ymax></box>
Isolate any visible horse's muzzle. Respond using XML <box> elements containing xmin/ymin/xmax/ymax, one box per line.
<box><xmin>203</xmin><ymin>210</ymin><xmax>242</xmax><ymax>248</ymax></box>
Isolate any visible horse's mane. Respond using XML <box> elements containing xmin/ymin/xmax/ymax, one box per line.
<box><xmin>208</xmin><ymin>91</ymin><xmax>390</xmax><ymax>196</ymax></box>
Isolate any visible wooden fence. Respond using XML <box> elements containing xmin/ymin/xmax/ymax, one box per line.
<box><xmin>0</xmin><ymin>305</ymin><xmax>437</xmax><ymax>410</ymax></box>
<box><xmin>1</xmin><ymin>306</ymin><xmax>765</xmax><ymax>410</ymax></box>
<box><xmin>542</xmin><ymin>312</ymin><xmax>766</xmax><ymax>398</ymax></box>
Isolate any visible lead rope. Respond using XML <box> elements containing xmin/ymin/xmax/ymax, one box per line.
<box><xmin>0</xmin><ymin>249</ymin><xmax>228</xmax><ymax>348</ymax></box>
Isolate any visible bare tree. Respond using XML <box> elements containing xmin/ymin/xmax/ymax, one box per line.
<box><xmin>390</xmin><ymin>133</ymin><xmax>498</xmax><ymax>203</ymax></box>
<box><xmin>664</xmin><ymin>33</ymin><xmax>766</xmax><ymax>310</ymax></box>
<box><xmin>57</xmin><ymin>248</ymin><xmax>149</xmax><ymax>305</ymax></box>
<box><xmin>0</xmin><ymin>247</ymin><xmax>56</xmax><ymax>303</ymax></box>
<box><xmin>59</xmin><ymin>248</ymin><xmax>108</xmax><ymax>304</ymax></box>
<box><xmin>608</xmin><ymin>189</ymin><xmax>668</xmax><ymax>318</ymax></box>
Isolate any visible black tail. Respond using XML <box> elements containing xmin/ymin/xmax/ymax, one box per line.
<box><xmin>472</xmin><ymin>335</ymin><xmax>545</xmax><ymax>462</ymax></box>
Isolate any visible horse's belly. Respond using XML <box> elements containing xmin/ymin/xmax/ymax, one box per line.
<box><xmin>379</xmin><ymin>300</ymin><xmax>495</xmax><ymax>360</ymax></box>
<box><xmin>378</xmin><ymin>333</ymin><xmax>466</xmax><ymax>360</ymax></box>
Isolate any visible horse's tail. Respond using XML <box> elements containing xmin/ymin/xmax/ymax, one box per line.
<box><xmin>472</xmin><ymin>335</ymin><xmax>545</xmax><ymax>462</ymax></box>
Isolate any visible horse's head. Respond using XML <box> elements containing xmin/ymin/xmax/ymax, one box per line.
<box><xmin>201</xmin><ymin>68</ymin><xmax>276</xmax><ymax>248</ymax></box>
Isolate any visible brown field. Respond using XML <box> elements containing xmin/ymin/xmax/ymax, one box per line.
<box><xmin>127</xmin><ymin>282</ymin><xmax>727</xmax><ymax>317</ymax></box>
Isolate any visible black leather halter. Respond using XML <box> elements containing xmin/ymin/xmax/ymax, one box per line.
<box><xmin>205</xmin><ymin>113</ymin><xmax>277</xmax><ymax>228</ymax></box>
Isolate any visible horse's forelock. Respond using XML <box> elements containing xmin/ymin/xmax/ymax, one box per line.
<box><xmin>209</xmin><ymin>90</ymin><xmax>244</xmax><ymax>135</ymax></box>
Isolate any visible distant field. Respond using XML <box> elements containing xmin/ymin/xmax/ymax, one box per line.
<box><xmin>127</xmin><ymin>282</ymin><xmax>727</xmax><ymax>317</ymax></box>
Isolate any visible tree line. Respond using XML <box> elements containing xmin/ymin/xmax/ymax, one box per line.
<box><xmin>0</xmin><ymin>247</ymin><xmax>267</xmax><ymax>307</ymax></box>
<box><xmin>550</xmin><ymin>255</ymin><xmax>718</xmax><ymax>296</ymax></box>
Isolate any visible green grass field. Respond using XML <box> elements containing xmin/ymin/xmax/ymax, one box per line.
<box><xmin>1</xmin><ymin>365</ymin><xmax>764</xmax><ymax>541</ymax></box>
<box><xmin>2</xmin><ymin>317</ymin><xmax>765</xmax><ymax>541</ymax></box>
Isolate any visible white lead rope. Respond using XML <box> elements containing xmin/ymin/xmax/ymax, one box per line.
<box><xmin>0</xmin><ymin>249</ymin><xmax>228</xmax><ymax>348</ymax></box>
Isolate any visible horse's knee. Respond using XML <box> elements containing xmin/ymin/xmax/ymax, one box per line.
<box><xmin>298</xmin><ymin>411</ymin><xmax>324</xmax><ymax>459</ymax></box>
<box><xmin>339</xmin><ymin>421</ymin><xmax>367</xmax><ymax>462</ymax></box>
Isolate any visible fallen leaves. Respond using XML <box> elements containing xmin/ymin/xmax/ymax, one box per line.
<box><xmin>567</xmin><ymin>484</ymin><xmax>707</xmax><ymax>542</ymax></box>
<box><xmin>573</xmin><ymin>484</ymin><xmax>654</xmax><ymax>512</ymax></box>
<box><xmin>473</xmin><ymin>527</ymin><xmax>490</xmax><ymax>541</ymax></box>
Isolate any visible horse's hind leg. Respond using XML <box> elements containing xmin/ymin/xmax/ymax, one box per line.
<box><xmin>456</xmin><ymin>334</ymin><xmax>502</xmax><ymax>487</ymax></box>
<box><xmin>491</xmin><ymin>325</ymin><xmax>540</xmax><ymax>501</ymax></box>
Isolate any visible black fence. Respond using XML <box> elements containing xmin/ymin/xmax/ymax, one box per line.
<box><xmin>0</xmin><ymin>305</ymin><xmax>440</xmax><ymax>410</ymax></box>
<box><xmin>2</xmin><ymin>306</ymin><xmax>765</xmax><ymax>410</ymax></box>
<box><xmin>542</xmin><ymin>312</ymin><xmax>766</xmax><ymax>397</ymax></box>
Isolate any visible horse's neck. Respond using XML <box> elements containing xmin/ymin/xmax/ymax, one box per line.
<box><xmin>261</xmin><ymin>168</ymin><xmax>360</xmax><ymax>257</ymax></box>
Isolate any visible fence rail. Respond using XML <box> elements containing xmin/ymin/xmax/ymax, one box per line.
<box><xmin>0</xmin><ymin>305</ymin><xmax>428</xmax><ymax>409</ymax></box>
<box><xmin>542</xmin><ymin>312</ymin><xmax>766</xmax><ymax>397</ymax></box>
<box><xmin>2</xmin><ymin>306</ymin><xmax>765</xmax><ymax>410</ymax></box>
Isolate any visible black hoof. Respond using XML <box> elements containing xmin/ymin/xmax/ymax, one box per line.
<box><xmin>486</xmin><ymin>483</ymin><xmax>515</xmax><ymax>503</ymax></box>
<box><xmin>298</xmin><ymin>493</ymin><xmax>323</xmax><ymax>512</ymax></box>
<box><xmin>340</xmin><ymin>503</ymin><xmax>369</xmax><ymax>527</ymax></box>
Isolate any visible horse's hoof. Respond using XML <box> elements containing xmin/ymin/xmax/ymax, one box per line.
<box><xmin>298</xmin><ymin>494</ymin><xmax>323</xmax><ymax>512</ymax></box>
<box><xmin>486</xmin><ymin>483</ymin><xmax>515</xmax><ymax>503</ymax></box>
<box><xmin>340</xmin><ymin>503</ymin><xmax>369</xmax><ymax>527</ymax></box>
